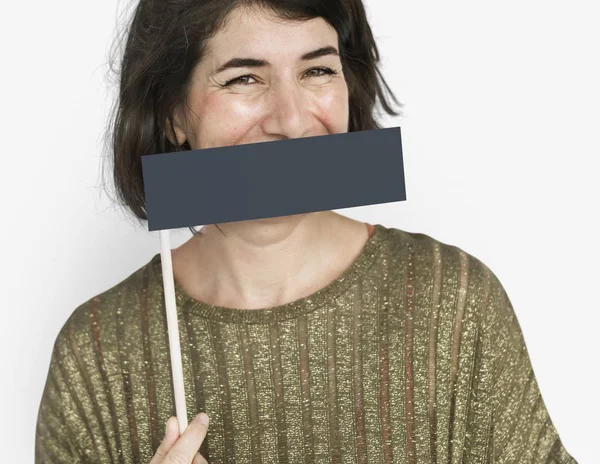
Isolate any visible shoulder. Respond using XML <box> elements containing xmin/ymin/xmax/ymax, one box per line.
<box><xmin>379</xmin><ymin>224</ymin><xmax>508</xmax><ymax>309</ymax></box>
<box><xmin>380</xmin><ymin>225</ymin><xmax>518</xmax><ymax>348</ymax></box>
<box><xmin>381</xmin><ymin>224</ymin><xmax>498</xmax><ymax>278</ymax></box>
<box><xmin>51</xmin><ymin>254</ymin><xmax>160</xmax><ymax>356</ymax></box>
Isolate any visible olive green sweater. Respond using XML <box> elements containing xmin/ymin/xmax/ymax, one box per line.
<box><xmin>35</xmin><ymin>224</ymin><xmax>577</xmax><ymax>463</ymax></box>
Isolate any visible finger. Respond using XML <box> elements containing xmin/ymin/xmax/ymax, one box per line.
<box><xmin>165</xmin><ymin>413</ymin><xmax>209</xmax><ymax>464</ymax></box>
<box><xmin>149</xmin><ymin>417</ymin><xmax>179</xmax><ymax>464</ymax></box>
<box><xmin>192</xmin><ymin>451</ymin><xmax>209</xmax><ymax>464</ymax></box>
<box><xmin>164</xmin><ymin>416</ymin><xmax>180</xmax><ymax>444</ymax></box>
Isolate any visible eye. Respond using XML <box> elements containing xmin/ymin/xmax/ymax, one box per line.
<box><xmin>223</xmin><ymin>75</ymin><xmax>258</xmax><ymax>87</ymax></box>
<box><xmin>222</xmin><ymin>67</ymin><xmax>339</xmax><ymax>87</ymax></box>
<box><xmin>305</xmin><ymin>66</ymin><xmax>338</xmax><ymax>78</ymax></box>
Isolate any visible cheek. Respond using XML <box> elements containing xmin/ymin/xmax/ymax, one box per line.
<box><xmin>195</xmin><ymin>95</ymin><xmax>262</xmax><ymax>148</ymax></box>
<box><xmin>313</xmin><ymin>84</ymin><xmax>349</xmax><ymax>132</ymax></box>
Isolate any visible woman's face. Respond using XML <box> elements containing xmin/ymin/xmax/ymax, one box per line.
<box><xmin>172</xmin><ymin>6</ymin><xmax>349</xmax><ymax>149</ymax></box>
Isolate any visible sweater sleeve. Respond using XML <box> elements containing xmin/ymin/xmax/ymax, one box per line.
<box><xmin>35</xmin><ymin>320</ymin><xmax>96</xmax><ymax>463</ymax></box>
<box><xmin>483</xmin><ymin>273</ymin><xmax>577</xmax><ymax>464</ymax></box>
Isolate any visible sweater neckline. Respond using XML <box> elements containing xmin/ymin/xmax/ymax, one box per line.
<box><xmin>149</xmin><ymin>223</ymin><xmax>387</xmax><ymax>324</ymax></box>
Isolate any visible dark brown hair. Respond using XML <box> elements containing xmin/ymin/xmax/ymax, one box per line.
<box><xmin>101</xmin><ymin>0</ymin><xmax>403</xmax><ymax>235</ymax></box>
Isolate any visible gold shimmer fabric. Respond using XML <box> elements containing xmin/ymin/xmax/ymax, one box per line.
<box><xmin>35</xmin><ymin>224</ymin><xmax>577</xmax><ymax>463</ymax></box>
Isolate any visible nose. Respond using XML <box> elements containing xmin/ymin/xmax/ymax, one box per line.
<box><xmin>261</xmin><ymin>79</ymin><xmax>314</xmax><ymax>139</ymax></box>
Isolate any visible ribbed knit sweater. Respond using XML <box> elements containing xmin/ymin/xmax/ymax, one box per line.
<box><xmin>35</xmin><ymin>223</ymin><xmax>577</xmax><ymax>463</ymax></box>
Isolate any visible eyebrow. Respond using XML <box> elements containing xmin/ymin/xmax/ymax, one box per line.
<box><xmin>214</xmin><ymin>46</ymin><xmax>340</xmax><ymax>74</ymax></box>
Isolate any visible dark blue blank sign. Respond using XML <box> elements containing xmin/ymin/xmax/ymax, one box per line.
<box><xmin>141</xmin><ymin>127</ymin><xmax>406</xmax><ymax>231</ymax></box>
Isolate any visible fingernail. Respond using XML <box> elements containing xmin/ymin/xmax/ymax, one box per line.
<box><xmin>198</xmin><ymin>413</ymin><xmax>209</xmax><ymax>425</ymax></box>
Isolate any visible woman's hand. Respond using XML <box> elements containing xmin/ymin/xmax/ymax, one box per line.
<box><xmin>149</xmin><ymin>413</ymin><xmax>210</xmax><ymax>464</ymax></box>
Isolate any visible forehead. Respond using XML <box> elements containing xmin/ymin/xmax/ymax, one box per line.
<box><xmin>206</xmin><ymin>6</ymin><xmax>339</xmax><ymax>59</ymax></box>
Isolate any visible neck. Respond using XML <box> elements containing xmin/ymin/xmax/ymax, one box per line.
<box><xmin>173</xmin><ymin>211</ymin><xmax>367</xmax><ymax>309</ymax></box>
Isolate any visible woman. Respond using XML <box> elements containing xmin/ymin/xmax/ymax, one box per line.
<box><xmin>35</xmin><ymin>0</ymin><xmax>577</xmax><ymax>463</ymax></box>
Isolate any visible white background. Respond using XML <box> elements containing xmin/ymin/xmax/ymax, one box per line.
<box><xmin>1</xmin><ymin>0</ymin><xmax>598</xmax><ymax>461</ymax></box>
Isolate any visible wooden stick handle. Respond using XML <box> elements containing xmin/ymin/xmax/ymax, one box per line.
<box><xmin>159</xmin><ymin>229</ymin><xmax>189</xmax><ymax>434</ymax></box>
